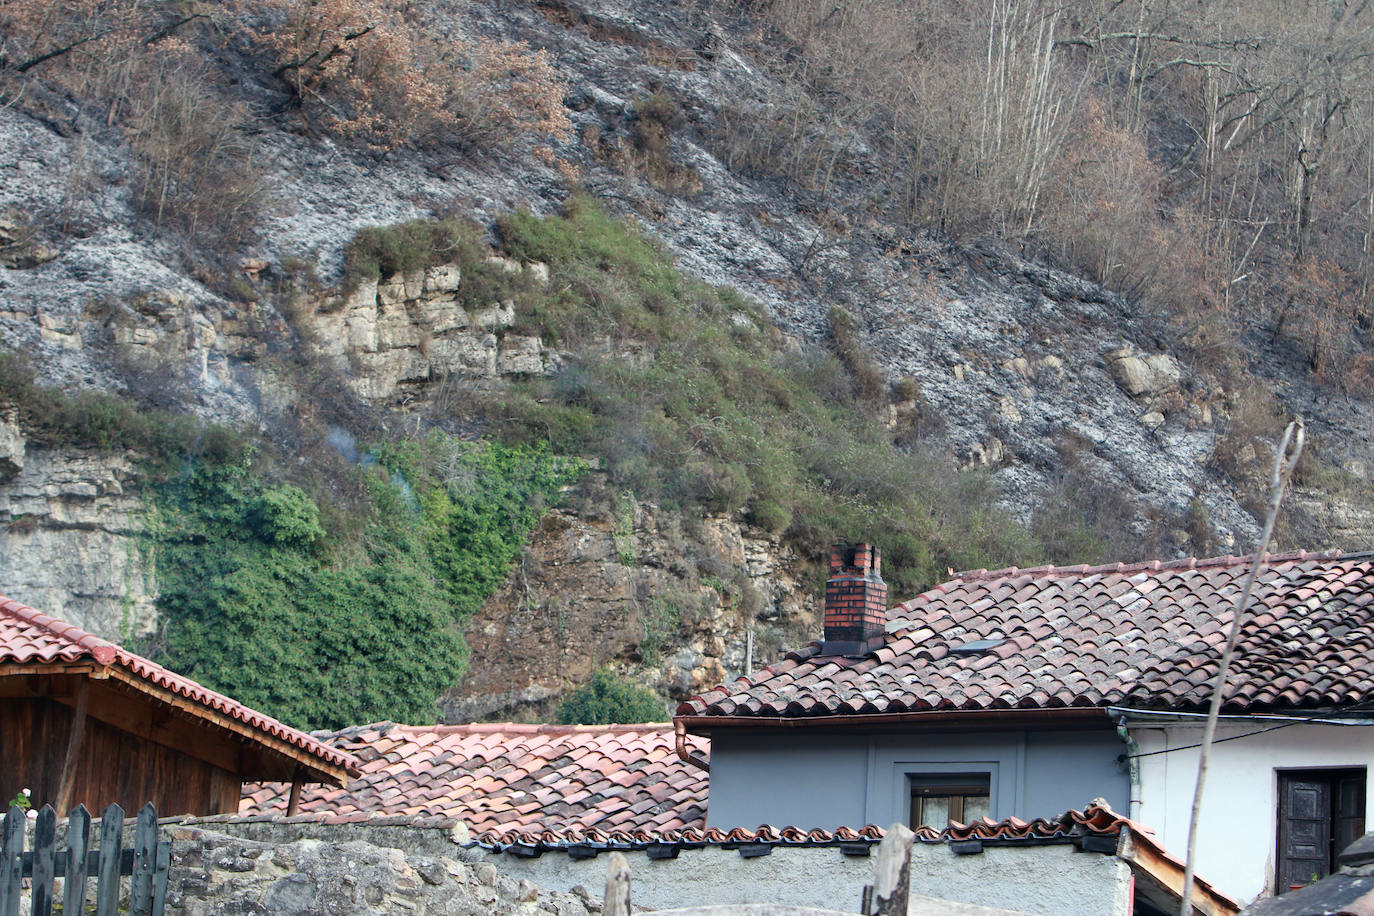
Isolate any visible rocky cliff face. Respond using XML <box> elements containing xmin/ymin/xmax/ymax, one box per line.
<box><xmin>2</xmin><ymin>0</ymin><xmax>1371</xmax><ymax>710</ymax></box>
<box><xmin>446</xmin><ymin>489</ymin><xmax>811</xmax><ymax>721</ymax></box>
<box><xmin>0</xmin><ymin>414</ymin><xmax>155</xmax><ymax>639</ymax></box>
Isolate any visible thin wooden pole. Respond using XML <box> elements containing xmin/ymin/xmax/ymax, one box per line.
<box><xmin>286</xmin><ymin>770</ymin><xmax>303</xmax><ymax>817</ymax></box>
<box><xmin>54</xmin><ymin>680</ymin><xmax>90</xmax><ymax>815</ymax></box>
<box><xmin>151</xmin><ymin>840</ymin><xmax>171</xmax><ymax>916</ymax></box>
<box><xmin>603</xmin><ymin>852</ymin><xmax>631</xmax><ymax>916</ymax></box>
<box><xmin>1179</xmin><ymin>420</ymin><xmax>1304</xmax><ymax>916</ymax></box>
<box><xmin>871</xmin><ymin>824</ymin><xmax>915</xmax><ymax>916</ymax></box>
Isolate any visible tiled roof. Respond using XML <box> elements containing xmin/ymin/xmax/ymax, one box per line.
<box><xmin>0</xmin><ymin>594</ymin><xmax>356</xmax><ymax>777</ymax></box>
<box><xmin>680</xmin><ymin>550</ymin><xmax>1374</xmax><ymax>719</ymax></box>
<box><xmin>239</xmin><ymin>722</ymin><xmax>709</xmax><ymax>843</ymax></box>
<box><xmin>237</xmin><ymin>724</ymin><xmax>1173</xmax><ymax>859</ymax></box>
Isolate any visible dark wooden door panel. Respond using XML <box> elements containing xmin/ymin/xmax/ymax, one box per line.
<box><xmin>1278</xmin><ymin>769</ymin><xmax>1367</xmax><ymax>893</ymax></box>
<box><xmin>1280</xmin><ymin>776</ymin><xmax>1331</xmax><ymax>890</ymax></box>
<box><xmin>1335</xmin><ymin>774</ymin><xmax>1366</xmax><ymax>856</ymax></box>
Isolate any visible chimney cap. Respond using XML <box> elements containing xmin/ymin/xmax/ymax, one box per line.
<box><xmin>823</xmin><ymin>543</ymin><xmax>887</xmax><ymax>656</ymax></box>
<box><xmin>829</xmin><ymin>543</ymin><xmax>881</xmax><ymax>577</ymax></box>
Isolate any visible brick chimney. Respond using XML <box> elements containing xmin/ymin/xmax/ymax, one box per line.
<box><xmin>821</xmin><ymin>543</ymin><xmax>888</xmax><ymax>656</ymax></box>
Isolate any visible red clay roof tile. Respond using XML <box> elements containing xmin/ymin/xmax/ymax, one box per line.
<box><xmin>240</xmin><ymin>722</ymin><xmax>709</xmax><ymax>842</ymax></box>
<box><xmin>679</xmin><ymin>551</ymin><xmax>1374</xmax><ymax>720</ymax></box>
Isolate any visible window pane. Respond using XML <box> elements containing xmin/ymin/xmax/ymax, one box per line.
<box><xmin>918</xmin><ymin>796</ymin><xmax>950</xmax><ymax>829</ymax></box>
<box><xmin>909</xmin><ymin>773</ymin><xmax>992</xmax><ymax>830</ymax></box>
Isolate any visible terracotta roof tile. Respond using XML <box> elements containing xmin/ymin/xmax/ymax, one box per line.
<box><xmin>679</xmin><ymin>551</ymin><xmax>1374</xmax><ymax>720</ymax></box>
<box><xmin>462</xmin><ymin>800</ymin><xmax>1136</xmax><ymax>851</ymax></box>
<box><xmin>240</xmin><ymin>722</ymin><xmax>709</xmax><ymax>842</ymax></box>
<box><xmin>0</xmin><ymin>594</ymin><xmax>355</xmax><ymax>777</ymax></box>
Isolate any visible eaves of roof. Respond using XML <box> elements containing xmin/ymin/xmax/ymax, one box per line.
<box><xmin>678</xmin><ymin>706</ymin><xmax>1111</xmax><ymax>735</ymax></box>
<box><xmin>0</xmin><ymin>595</ymin><xmax>356</xmax><ymax>784</ymax></box>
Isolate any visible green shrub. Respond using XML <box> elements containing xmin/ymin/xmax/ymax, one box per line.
<box><xmin>341</xmin><ymin>219</ymin><xmax>482</xmax><ymax>292</ymax></box>
<box><xmin>556</xmin><ymin>668</ymin><xmax>666</xmax><ymax>724</ymax></box>
<box><xmin>152</xmin><ymin>459</ymin><xmax>467</xmax><ymax>730</ymax></box>
<box><xmin>252</xmin><ymin>485</ymin><xmax>324</xmax><ymax>547</ymax></box>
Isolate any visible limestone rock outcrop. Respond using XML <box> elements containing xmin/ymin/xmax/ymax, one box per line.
<box><xmin>0</xmin><ymin>422</ymin><xmax>154</xmax><ymax>640</ymax></box>
<box><xmin>297</xmin><ymin>262</ymin><xmax>554</xmax><ymax>401</ymax></box>
<box><xmin>443</xmin><ymin>480</ymin><xmax>811</xmax><ymax>722</ymax></box>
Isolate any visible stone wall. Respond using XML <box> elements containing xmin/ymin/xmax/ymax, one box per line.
<box><xmin>161</xmin><ymin>816</ymin><xmax>1132</xmax><ymax>916</ymax></box>
<box><xmin>484</xmin><ymin>841</ymin><xmax>1132</xmax><ymax>916</ymax></box>
<box><xmin>162</xmin><ymin>820</ymin><xmax>596</xmax><ymax>916</ymax></box>
<box><xmin>0</xmin><ymin>414</ymin><xmax>155</xmax><ymax>640</ymax></box>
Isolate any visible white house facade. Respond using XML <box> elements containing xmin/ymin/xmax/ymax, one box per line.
<box><xmin>1128</xmin><ymin>715</ymin><xmax>1374</xmax><ymax>903</ymax></box>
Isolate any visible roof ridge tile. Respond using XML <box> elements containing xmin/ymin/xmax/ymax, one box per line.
<box><xmin>947</xmin><ymin>549</ymin><xmax>1350</xmax><ymax>587</ymax></box>
<box><xmin>0</xmin><ymin>595</ymin><xmax>118</xmax><ymax>665</ymax></box>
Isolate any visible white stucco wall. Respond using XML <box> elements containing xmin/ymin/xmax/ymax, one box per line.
<box><xmin>471</xmin><ymin>842</ymin><xmax>1134</xmax><ymax>916</ymax></box>
<box><xmin>1131</xmin><ymin>720</ymin><xmax>1374</xmax><ymax>905</ymax></box>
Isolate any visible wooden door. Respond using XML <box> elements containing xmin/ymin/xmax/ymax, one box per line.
<box><xmin>1277</xmin><ymin>769</ymin><xmax>1367</xmax><ymax>892</ymax></box>
<box><xmin>1278</xmin><ymin>775</ymin><xmax>1330</xmax><ymax>890</ymax></box>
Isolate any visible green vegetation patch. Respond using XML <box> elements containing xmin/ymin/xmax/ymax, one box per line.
<box><xmin>556</xmin><ymin>668</ymin><xmax>666</xmax><ymax>724</ymax></box>
<box><xmin>481</xmin><ymin>197</ymin><xmax>1039</xmax><ymax>598</ymax></box>
<box><xmin>150</xmin><ymin>434</ymin><xmax>580</xmax><ymax>730</ymax></box>
<box><xmin>151</xmin><ymin>459</ymin><xmax>466</xmax><ymax>730</ymax></box>
<box><xmin>341</xmin><ymin>219</ymin><xmax>484</xmax><ymax>293</ymax></box>
<box><xmin>0</xmin><ymin>351</ymin><xmax>247</xmax><ymax>468</ymax></box>
<box><xmin>375</xmin><ymin>433</ymin><xmax>584</xmax><ymax>620</ymax></box>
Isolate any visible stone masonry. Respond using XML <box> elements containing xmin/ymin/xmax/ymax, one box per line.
<box><xmin>162</xmin><ymin>821</ymin><xmax>596</xmax><ymax>916</ymax></box>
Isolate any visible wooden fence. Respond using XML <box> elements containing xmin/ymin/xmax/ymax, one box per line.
<box><xmin>0</xmin><ymin>802</ymin><xmax>170</xmax><ymax>916</ymax></box>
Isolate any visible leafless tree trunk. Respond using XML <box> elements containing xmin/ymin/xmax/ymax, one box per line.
<box><xmin>1179</xmin><ymin>420</ymin><xmax>1305</xmax><ymax>916</ymax></box>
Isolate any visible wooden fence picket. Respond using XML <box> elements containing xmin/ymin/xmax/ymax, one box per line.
<box><xmin>94</xmin><ymin>803</ymin><xmax>123</xmax><ymax>916</ymax></box>
<box><xmin>63</xmin><ymin>805</ymin><xmax>90</xmax><ymax>916</ymax></box>
<box><xmin>29</xmin><ymin>806</ymin><xmax>55</xmax><ymax>916</ymax></box>
<box><xmin>130</xmin><ymin>803</ymin><xmax>157</xmax><ymax>915</ymax></box>
<box><xmin>1</xmin><ymin>807</ymin><xmax>21</xmax><ymax>916</ymax></box>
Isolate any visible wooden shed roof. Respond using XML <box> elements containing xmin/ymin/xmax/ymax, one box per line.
<box><xmin>0</xmin><ymin>595</ymin><xmax>356</xmax><ymax>786</ymax></box>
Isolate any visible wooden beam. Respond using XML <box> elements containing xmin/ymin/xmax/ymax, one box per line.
<box><xmin>1118</xmin><ymin>828</ymin><xmax>1240</xmax><ymax>916</ymax></box>
<box><xmin>102</xmin><ymin>668</ymin><xmax>348</xmax><ymax>784</ymax></box>
<box><xmin>0</xmin><ymin>665</ymin><xmax>98</xmax><ymax>680</ymax></box>
<box><xmin>0</xmin><ymin>671</ymin><xmax>87</xmax><ymax>699</ymax></box>
<box><xmin>54</xmin><ymin>679</ymin><xmax>90</xmax><ymax>814</ymax></box>
<box><xmin>287</xmin><ymin>770</ymin><xmax>303</xmax><ymax>816</ymax></box>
